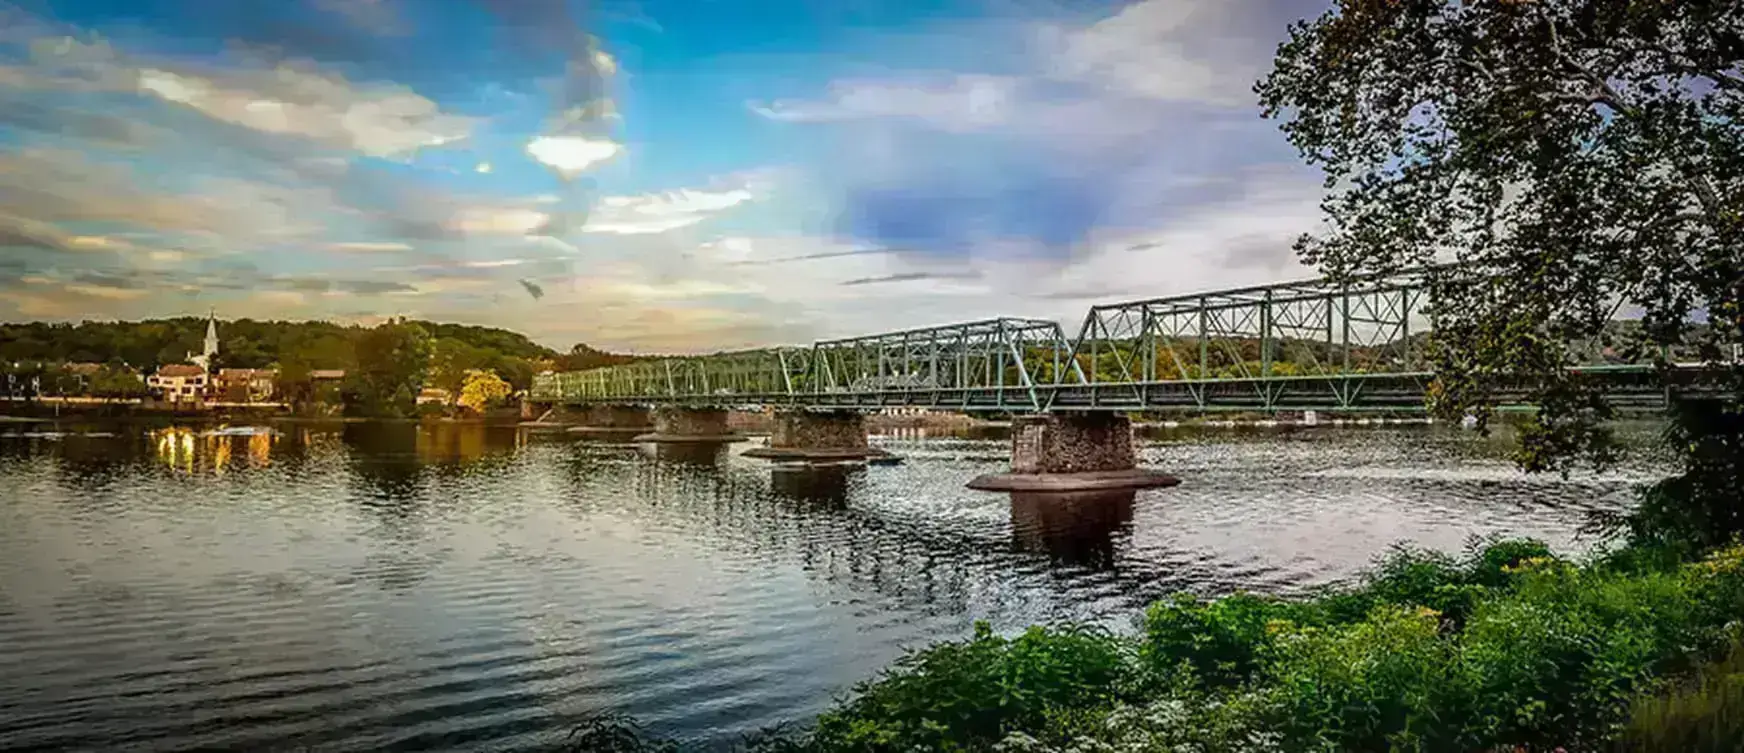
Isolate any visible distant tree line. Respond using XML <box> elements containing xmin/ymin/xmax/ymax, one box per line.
<box><xmin>0</xmin><ymin>318</ymin><xmax>641</xmax><ymax>417</ymax></box>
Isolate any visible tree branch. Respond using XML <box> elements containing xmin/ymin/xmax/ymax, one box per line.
<box><xmin>1544</xmin><ymin>16</ymin><xmax>1728</xmax><ymax>223</ymax></box>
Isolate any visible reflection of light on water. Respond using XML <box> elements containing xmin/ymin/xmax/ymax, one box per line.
<box><xmin>873</xmin><ymin>427</ymin><xmax>932</xmax><ymax>441</ymax></box>
<box><xmin>1304</xmin><ymin>466</ymin><xmax>1659</xmax><ymax>485</ymax></box>
<box><xmin>248</xmin><ymin>433</ymin><xmax>271</xmax><ymax>466</ymax></box>
<box><xmin>151</xmin><ymin>426</ymin><xmax>277</xmax><ymax>473</ymax></box>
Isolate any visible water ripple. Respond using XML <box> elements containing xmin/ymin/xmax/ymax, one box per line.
<box><xmin>0</xmin><ymin>421</ymin><xmax>1660</xmax><ymax>749</ymax></box>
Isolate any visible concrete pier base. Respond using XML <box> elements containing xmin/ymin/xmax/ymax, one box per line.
<box><xmin>967</xmin><ymin>413</ymin><xmax>1179</xmax><ymax>492</ymax></box>
<box><xmin>742</xmin><ymin>409</ymin><xmax>893</xmax><ymax>462</ymax></box>
<box><xmin>566</xmin><ymin>405</ymin><xmax>654</xmax><ymax>438</ymax></box>
<box><xmin>634</xmin><ymin>407</ymin><xmax>745</xmax><ymax>443</ymax></box>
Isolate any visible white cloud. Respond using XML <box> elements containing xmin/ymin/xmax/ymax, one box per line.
<box><xmin>526</xmin><ymin>135</ymin><xmax>621</xmax><ymax>179</ymax></box>
<box><xmin>1044</xmin><ymin>0</ymin><xmax>1289</xmax><ymax>107</ymax></box>
<box><xmin>325</xmin><ymin>241</ymin><xmax>414</xmax><ymax>253</ymax></box>
<box><xmin>136</xmin><ymin>65</ymin><xmax>473</xmax><ymax>158</ymax></box>
<box><xmin>750</xmin><ymin>74</ymin><xmax>1020</xmax><ymax>132</ymax></box>
<box><xmin>450</xmin><ymin>206</ymin><xmax>549</xmax><ymax>236</ymax></box>
<box><xmin>0</xmin><ymin>210</ymin><xmax>133</xmax><ymax>253</ymax></box>
<box><xmin>475</xmin><ymin>161</ymin><xmax>492</xmax><ymax>174</ymax></box>
<box><xmin>583</xmin><ymin>186</ymin><xmax>757</xmax><ymax>235</ymax></box>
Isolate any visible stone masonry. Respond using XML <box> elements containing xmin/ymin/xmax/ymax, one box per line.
<box><xmin>1009</xmin><ymin>413</ymin><xmax>1134</xmax><ymax>474</ymax></box>
<box><xmin>581</xmin><ymin>405</ymin><xmax>652</xmax><ymax>429</ymax></box>
<box><xmin>967</xmin><ymin>412</ymin><xmax>1178</xmax><ymax>492</ymax></box>
<box><xmin>769</xmin><ymin>410</ymin><xmax>869</xmax><ymax>452</ymax></box>
<box><xmin>645</xmin><ymin>407</ymin><xmax>734</xmax><ymax>439</ymax></box>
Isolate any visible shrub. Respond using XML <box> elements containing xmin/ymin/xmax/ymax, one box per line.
<box><xmin>1619</xmin><ymin>641</ymin><xmax>1744</xmax><ymax>753</ymax></box>
<box><xmin>809</xmin><ymin>621</ymin><xmax>1134</xmax><ymax>752</ymax></box>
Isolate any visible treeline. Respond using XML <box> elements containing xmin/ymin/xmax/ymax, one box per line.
<box><xmin>0</xmin><ymin>318</ymin><xmax>559</xmax><ymax>369</ymax></box>
<box><xmin>0</xmin><ymin>318</ymin><xmax>641</xmax><ymax>416</ymax></box>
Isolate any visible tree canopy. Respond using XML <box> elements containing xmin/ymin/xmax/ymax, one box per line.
<box><xmin>1260</xmin><ymin>0</ymin><xmax>1741</xmax><ymax>456</ymax></box>
<box><xmin>1260</xmin><ymin>0</ymin><xmax>1742</xmax><ymax>544</ymax></box>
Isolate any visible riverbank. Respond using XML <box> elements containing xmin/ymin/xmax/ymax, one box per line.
<box><xmin>582</xmin><ymin>538</ymin><xmax>1744</xmax><ymax>752</ymax></box>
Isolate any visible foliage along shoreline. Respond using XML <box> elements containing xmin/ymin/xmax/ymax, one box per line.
<box><xmin>566</xmin><ymin>534</ymin><xmax>1744</xmax><ymax>753</ymax></box>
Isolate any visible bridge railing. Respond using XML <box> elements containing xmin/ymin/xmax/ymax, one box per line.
<box><xmin>530</xmin><ymin>264</ymin><xmax>1680</xmax><ymax>411</ymax></box>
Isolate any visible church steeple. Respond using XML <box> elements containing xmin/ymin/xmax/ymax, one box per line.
<box><xmin>190</xmin><ymin>309</ymin><xmax>219</xmax><ymax>370</ymax></box>
<box><xmin>202</xmin><ymin>309</ymin><xmax>219</xmax><ymax>361</ymax></box>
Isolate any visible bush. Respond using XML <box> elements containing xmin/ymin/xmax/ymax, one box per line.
<box><xmin>780</xmin><ymin>539</ymin><xmax>1744</xmax><ymax>753</ymax></box>
<box><xmin>809</xmin><ymin>622</ymin><xmax>1134</xmax><ymax>751</ymax></box>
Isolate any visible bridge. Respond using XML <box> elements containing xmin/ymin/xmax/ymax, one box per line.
<box><xmin>530</xmin><ymin>266</ymin><xmax>1668</xmax><ymax>414</ymax></box>
<box><xmin>527</xmin><ymin>266</ymin><xmax>1683</xmax><ymax>492</ymax></box>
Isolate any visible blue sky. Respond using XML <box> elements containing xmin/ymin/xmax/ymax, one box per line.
<box><xmin>0</xmin><ymin>0</ymin><xmax>1332</xmax><ymax>352</ymax></box>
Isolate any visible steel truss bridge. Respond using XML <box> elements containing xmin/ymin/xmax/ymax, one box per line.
<box><xmin>530</xmin><ymin>267</ymin><xmax>1675</xmax><ymax>413</ymax></box>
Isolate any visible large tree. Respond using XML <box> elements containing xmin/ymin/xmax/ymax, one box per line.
<box><xmin>1260</xmin><ymin>0</ymin><xmax>1742</xmax><ymax>543</ymax></box>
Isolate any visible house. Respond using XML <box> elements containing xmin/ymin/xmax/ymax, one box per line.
<box><xmin>310</xmin><ymin>369</ymin><xmax>346</xmax><ymax>382</ymax></box>
<box><xmin>215</xmin><ymin>368</ymin><xmax>277</xmax><ymax>402</ymax></box>
<box><xmin>148</xmin><ymin>364</ymin><xmax>208</xmax><ymax>404</ymax></box>
<box><xmin>416</xmin><ymin>387</ymin><xmax>451</xmax><ymax>405</ymax></box>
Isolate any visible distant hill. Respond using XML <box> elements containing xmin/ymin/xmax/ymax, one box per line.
<box><xmin>0</xmin><ymin>318</ymin><xmax>631</xmax><ymax>371</ymax></box>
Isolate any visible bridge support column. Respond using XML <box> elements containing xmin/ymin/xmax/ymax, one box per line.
<box><xmin>634</xmin><ymin>407</ymin><xmax>744</xmax><ymax>443</ymax></box>
<box><xmin>968</xmin><ymin>412</ymin><xmax>1179</xmax><ymax>492</ymax></box>
<box><xmin>743</xmin><ymin>409</ymin><xmax>893</xmax><ymax>462</ymax></box>
<box><xmin>568</xmin><ymin>405</ymin><xmax>654</xmax><ymax>438</ymax></box>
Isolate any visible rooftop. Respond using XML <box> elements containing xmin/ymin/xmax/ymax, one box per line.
<box><xmin>156</xmin><ymin>364</ymin><xmax>206</xmax><ymax>378</ymax></box>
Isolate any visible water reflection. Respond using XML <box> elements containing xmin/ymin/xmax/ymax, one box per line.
<box><xmin>638</xmin><ymin>441</ymin><xmax>727</xmax><ymax>466</ymax></box>
<box><xmin>769</xmin><ymin>464</ymin><xmax>854</xmax><ymax>509</ymax></box>
<box><xmin>146</xmin><ymin>426</ymin><xmax>278</xmax><ymax>475</ymax></box>
<box><xmin>1009</xmin><ymin>491</ymin><xmax>1136</xmax><ymax>570</ymax></box>
<box><xmin>0</xmin><ymin>420</ymin><xmax>1667</xmax><ymax>751</ymax></box>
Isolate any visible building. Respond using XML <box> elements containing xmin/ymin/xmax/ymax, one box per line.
<box><xmin>149</xmin><ymin>364</ymin><xmax>208</xmax><ymax>404</ymax></box>
<box><xmin>215</xmin><ymin>368</ymin><xmax>277</xmax><ymax>402</ymax></box>
<box><xmin>309</xmin><ymin>369</ymin><xmax>346</xmax><ymax>382</ymax></box>
<box><xmin>417</xmin><ymin>387</ymin><xmax>451</xmax><ymax>405</ymax></box>
<box><xmin>189</xmin><ymin>311</ymin><xmax>219</xmax><ymax>371</ymax></box>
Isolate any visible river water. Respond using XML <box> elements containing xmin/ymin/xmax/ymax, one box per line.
<box><xmin>0</xmin><ymin>420</ymin><xmax>1666</xmax><ymax>751</ymax></box>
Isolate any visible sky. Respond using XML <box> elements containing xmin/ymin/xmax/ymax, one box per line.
<box><xmin>0</xmin><ymin>0</ymin><xmax>1334</xmax><ymax>354</ymax></box>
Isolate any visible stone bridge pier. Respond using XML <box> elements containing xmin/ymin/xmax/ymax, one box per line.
<box><xmin>568</xmin><ymin>405</ymin><xmax>654</xmax><ymax>438</ymax></box>
<box><xmin>968</xmin><ymin>412</ymin><xmax>1179</xmax><ymax>492</ymax></box>
<box><xmin>635</xmin><ymin>407</ymin><xmax>744</xmax><ymax>443</ymax></box>
<box><xmin>744</xmin><ymin>409</ymin><xmax>892</xmax><ymax>462</ymax></box>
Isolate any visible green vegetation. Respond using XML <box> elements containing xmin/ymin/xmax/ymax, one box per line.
<box><xmin>0</xmin><ymin>318</ymin><xmax>557</xmax><ymax>370</ymax></box>
<box><xmin>568</xmin><ymin>538</ymin><xmax>1744</xmax><ymax>752</ymax></box>
<box><xmin>0</xmin><ymin>318</ymin><xmax>640</xmax><ymax>415</ymax></box>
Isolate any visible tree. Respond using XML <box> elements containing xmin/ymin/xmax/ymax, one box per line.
<box><xmin>429</xmin><ymin>338</ymin><xmax>484</xmax><ymax>402</ymax></box>
<box><xmin>345</xmin><ymin>320</ymin><xmax>434</xmax><ymax>418</ymax></box>
<box><xmin>1259</xmin><ymin>0</ymin><xmax>1742</xmax><ymax>544</ymax></box>
<box><xmin>457</xmin><ymin>369</ymin><xmax>512</xmax><ymax>415</ymax></box>
<box><xmin>89</xmin><ymin>366</ymin><xmax>146</xmax><ymax>398</ymax></box>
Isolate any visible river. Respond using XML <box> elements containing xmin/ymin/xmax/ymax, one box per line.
<box><xmin>0</xmin><ymin>419</ymin><xmax>1667</xmax><ymax>751</ymax></box>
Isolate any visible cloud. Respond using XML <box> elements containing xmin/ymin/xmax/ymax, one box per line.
<box><xmin>0</xmin><ymin>211</ymin><xmax>132</xmax><ymax>253</ymax></box>
<box><xmin>325</xmin><ymin>241</ymin><xmax>415</xmax><ymax>253</ymax></box>
<box><xmin>750</xmin><ymin>74</ymin><xmax>1021</xmax><ymax>132</ymax></box>
<box><xmin>583</xmin><ymin>186</ymin><xmax>757</xmax><ymax>235</ymax></box>
<box><xmin>1042</xmin><ymin>0</ymin><xmax>1319</xmax><ymax>107</ymax></box>
<box><xmin>311</xmin><ymin>0</ymin><xmax>407</xmax><ymax>36</ymax></box>
<box><xmin>137</xmin><ymin>65</ymin><xmax>474</xmax><ymax>159</ymax></box>
<box><xmin>0</xmin><ymin>96</ymin><xmax>157</xmax><ymax>147</ymax></box>
<box><xmin>525</xmin><ymin>135</ymin><xmax>621</xmax><ymax>179</ymax></box>
<box><xmin>839</xmin><ymin>271</ymin><xmax>981</xmax><ymax>286</ymax></box>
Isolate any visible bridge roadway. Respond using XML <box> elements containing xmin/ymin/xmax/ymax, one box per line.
<box><xmin>530</xmin><ymin>267</ymin><xmax>1682</xmax><ymax>414</ymax></box>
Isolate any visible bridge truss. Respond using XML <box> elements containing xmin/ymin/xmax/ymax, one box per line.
<box><xmin>531</xmin><ymin>268</ymin><xmax>1666</xmax><ymax>413</ymax></box>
